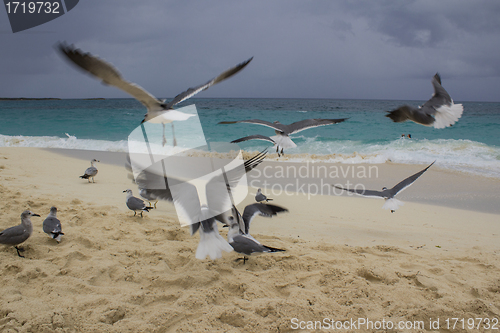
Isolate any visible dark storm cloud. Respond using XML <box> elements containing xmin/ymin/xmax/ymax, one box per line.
<box><xmin>1</xmin><ymin>0</ymin><xmax>499</xmax><ymax>101</ymax></box>
<box><xmin>339</xmin><ymin>1</ymin><xmax>500</xmax><ymax>47</ymax></box>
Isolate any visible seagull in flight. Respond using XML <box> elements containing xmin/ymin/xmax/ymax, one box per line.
<box><xmin>333</xmin><ymin>161</ymin><xmax>435</xmax><ymax>212</ymax></box>
<box><xmin>220</xmin><ymin>118</ymin><xmax>347</xmax><ymax>156</ymax></box>
<box><xmin>226</xmin><ymin>203</ymin><xmax>288</xmax><ymax>263</ymax></box>
<box><xmin>126</xmin><ymin>149</ymin><xmax>268</xmax><ymax>260</ymax></box>
<box><xmin>58</xmin><ymin>42</ymin><xmax>253</xmax><ymax>146</ymax></box>
<box><xmin>386</xmin><ymin>73</ymin><xmax>463</xmax><ymax>129</ymax></box>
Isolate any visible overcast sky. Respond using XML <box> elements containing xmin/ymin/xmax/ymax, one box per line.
<box><xmin>1</xmin><ymin>0</ymin><xmax>499</xmax><ymax>101</ymax></box>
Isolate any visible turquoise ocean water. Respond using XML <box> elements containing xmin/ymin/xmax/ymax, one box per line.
<box><xmin>1</xmin><ymin>98</ymin><xmax>499</xmax><ymax>178</ymax></box>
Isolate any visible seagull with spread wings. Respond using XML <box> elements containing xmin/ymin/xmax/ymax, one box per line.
<box><xmin>58</xmin><ymin>42</ymin><xmax>253</xmax><ymax>146</ymax></box>
<box><xmin>333</xmin><ymin>161</ymin><xmax>435</xmax><ymax>212</ymax></box>
<box><xmin>386</xmin><ymin>73</ymin><xmax>463</xmax><ymax>129</ymax></box>
<box><xmin>126</xmin><ymin>149</ymin><xmax>268</xmax><ymax>260</ymax></box>
<box><xmin>220</xmin><ymin>118</ymin><xmax>347</xmax><ymax>156</ymax></box>
<box><xmin>226</xmin><ymin>203</ymin><xmax>288</xmax><ymax>263</ymax></box>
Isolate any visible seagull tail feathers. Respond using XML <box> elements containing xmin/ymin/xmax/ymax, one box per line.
<box><xmin>196</xmin><ymin>229</ymin><xmax>233</xmax><ymax>260</ymax></box>
<box><xmin>263</xmin><ymin>245</ymin><xmax>285</xmax><ymax>253</ymax></box>
<box><xmin>433</xmin><ymin>103</ymin><xmax>463</xmax><ymax>129</ymax></box>
<box><xmin>52</xmin><ymin>232</ymin><xmax>64</xmax><ymax>242</ymax></box>
<box><xmin>382</xmin><ymin>198</ymin><xmax>404</xmax><ymax>211</ymax></box>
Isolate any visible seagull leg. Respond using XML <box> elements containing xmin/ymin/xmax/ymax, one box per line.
<box><xmin>15</xmin><ymin>246</ymin><xmax>25</xmax><ymax>258</ymax></box>
<box><xmin>281</xmin><ymin>148</ymin><xmax>284</xmax><ymax>156</ymax></box>
<box><xmin>133</xmin><ymin>211</ymin><xmax>137</xmax><ymax>217</ymax></box>
<box><xmin>154</xmin><ymin>201</ymin><xmax>157</xmax><ymax>209</ymax></box>
<box><xmin>162</xmin><ymin>123</ymin><xmax>167</xmax><ymax>146</ymax></box>
<box><xmin>235</xmin><ymin>256</ymin><xmax>249</xmax><ymax>264</ymax></box>
<box><xmin>140</xmin><ymin>211</ymin><xmax>143</xmax><ymax>218</ymax></box>
<box><xmin>172</xmin><ymin>123</ymin><xmax>177</xmax><ymax>147</ymax></box>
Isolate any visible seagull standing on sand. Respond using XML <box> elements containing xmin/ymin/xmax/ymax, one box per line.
<box><xmin>255</xmin><ymin>188</ymin><xmax>273</xmax><ymax>203</ymax></box>
<box><xmin>333</xmin><ymin>161</ymin><xmax>435</xmax><ymax>212</ymax></box>
<box><xmin>58</xmin><ymin>43</ymin><xmax>253</xmax><ymax>146</ymax></box>
<box><xmin>386</xmin><ymin>73</ymin><xmax>463</xmax><ymax>128</ymax></box>
<box><xmin>220</xmin><ymin>118</ymin><xmax>348</xmax><ymax>156</ymax></box>
<box><xmin>0</xmin><ymin>210</ymin><xmax>40</xmax><ymax>257</ymax></box>
<box><xmin>43</xmin><ymin>206</ymin><xmax>64</xmax><ymax>242</ymax></box>
<box><xmin>80</xmin><ymin>159</ymin><xmax>99</xmax><ymax>183</ymax></box>
<box><xmin>226</xmin><ymin>203</ymin><xmax>288</xmax><ymax>263</ymax></box>
<box><xmin>123</xmin><ymin>189</ymin><xmax>153</xmax><ymax>217</ymax></box>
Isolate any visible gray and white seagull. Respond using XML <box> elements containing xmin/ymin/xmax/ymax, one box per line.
<box><xmin>43</xmin><ymin>206</ymin><xmax>64</xmax><ymax>243</ymax></box>
<box><xmin>333</xmin><ymin>161</ymin><xmax>435</xmax><ymax>213</ymax></box>
<box><xmin>255</xmin><ymin>188</ymin><xmax>272</xmax><ymax>203</ymax></box>
<box><xmin>123</xmin><ymin>189</ymin><xmax>153</xmax><ymax>217</ymax></box>
<box><xmin>80</xmin><ymin>159</ymin><xmax>99</xmax><ymax>183</ymax></box>
<box><xmin>58</xmin><ymin>42</ymin><xmax>253</xmax><ymax>146</ymax></box>
<box><xmin>126</xmin><ymin>150</ymin><xmax>268</xmax><ymax>260</ymax></box>
<box><xmin>386</xmin><ymin>73</ymin><xmax>463</xmax><ymax>129</ymax></box>
<box><xmin>220</xmin><ymin>118</ymin><xmax>347</xmax><ymax>156</ymax></box>
<box><xmin>0</xmin><ymin>210</ymin><xmax>40</xmax><ymax>257</ymax></box>
<box><xmin>226</xmin><ymin>203</ymin><xmax>288</xmax><ymax>263</ymax></box>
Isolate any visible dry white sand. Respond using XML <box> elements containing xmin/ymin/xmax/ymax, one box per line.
<box><xmin>0</xmin><ymin>147</ymin><xmax>499</xmax><ymax>332</ymax></box>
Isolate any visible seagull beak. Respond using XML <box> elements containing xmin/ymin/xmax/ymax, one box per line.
<box><xmin>122</xmin><ymin>190</ymin><xmax>127</xmax><ymax>193</ymax></box>
<box><xmin>32</xmin><ymin>213</ymin><xmax>41</xmax><ymax>217</ymax></box>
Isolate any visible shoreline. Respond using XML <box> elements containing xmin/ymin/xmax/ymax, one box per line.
<box><xmin>45</xmin><ymin>147</ymin><xmax>500</xmax><ymax>214</ymax></box>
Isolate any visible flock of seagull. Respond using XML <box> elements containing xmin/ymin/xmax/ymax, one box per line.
<box><xmin>0</xmin><ymin>42</ymin><xmax>464</xmax><ymax>259</ymax></box>
<box><xmin>0</xmin><ymin>208</ymin><xmax>63</xmax><ymax>257</ymax></box>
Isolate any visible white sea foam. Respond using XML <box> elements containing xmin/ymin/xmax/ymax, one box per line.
<box><xmin>0</xmin><ymin>134</ymin><xmax>128</xmax><ymax>152</ymax></box>
<box><xmin>244</xmin><ymin>137</ymin><xmax>500</xmax><ymax>178</ymax></box>
<box><xmin>1</xmin><ymin>134</ymin><xmax>499</xmax><ymax>178</ymax></box>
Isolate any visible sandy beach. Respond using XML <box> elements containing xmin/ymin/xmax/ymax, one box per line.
<box><xmin>0</xmin><ymin>147</ymin><xmax>499</xmax><ymax>332</ymax></box>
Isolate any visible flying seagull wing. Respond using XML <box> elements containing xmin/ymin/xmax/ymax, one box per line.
<box><xmin>165</xmin><ymin>57</ymin><xmax>253</xmax><ymax>108</ymax></box>
<box><xmin>421</xmin><ymin>73</ymin><xmax>452</xmax><ymax>114</ymax></box>
<box><xmin>231</xmin><ymin>135</ymin><xmax>276</xmax><ymax>144</ymax></box>
<box><xmin>219</xmin><ymin>119</ymin><xmax>287</xmax><ymax>132</ymax></box>
<box><xmin>205</xmin><ymin>150</ymin><xmax>267</xmax><ymax>224</ymax></box>
<box><xmin>242</xmin><ymin>203</ymin><xmax>288</xmax><ymax>235</ymax></box>
<box><xmin>333</xmin><ymin>185</ymin><xmax>386</xmax><ymax>199</ymax></box>
<box><xmin>389</xmin><ymin>161</ymin><xmax>435</xmax><ymax>197</ymax></box>
<box><xmin>287</xmin><ymin>118</ymin><xmax>348</xmax><ymax>134</ymax></box>
<box><xmin>58</xmin><ymin>42</ymin><xmax>163</xmax><ymax>112</ymax></box>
